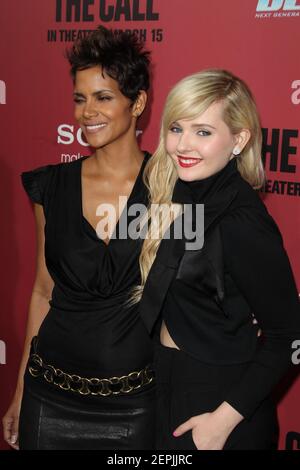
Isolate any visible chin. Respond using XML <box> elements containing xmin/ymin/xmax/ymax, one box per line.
<box><xmin>177</xmin><ymin>170</ymin><xmax>205</xmax><ymax>182</ymax></box>
<box><xmin>87</xmin><ymin>138</ymin><xmax>109</xmax><ymax>149</ymax></box>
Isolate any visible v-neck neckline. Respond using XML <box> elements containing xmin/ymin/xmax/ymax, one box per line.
<box><xmin>79</xmin><ymin>152</ymin><xmax>149</xmax><ymax>248</ymax></box>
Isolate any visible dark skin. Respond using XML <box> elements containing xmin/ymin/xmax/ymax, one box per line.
<box><xmin>2</xmin><ymin>66</ymin><xmax>147</xmax><ymax>449</ymax></box>
<box><xmin>74</xmin><ymin>66</ymin><xmax>147</xmax><ymax>244</ymax></box>
<box><xmin>81</xmin><ymin>157</ymin><xmax>143</xmax><ymax>244</ymax></box>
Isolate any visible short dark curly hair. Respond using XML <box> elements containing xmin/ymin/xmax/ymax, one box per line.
<box><xmin>66</xmin><ymin>26</ymin><xmax>151</xmax><ymax>102</ymax></box>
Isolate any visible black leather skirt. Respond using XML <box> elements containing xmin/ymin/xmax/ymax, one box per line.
<box><xmin>19</xmin><ymin>381</ymin><xmax>156</xmax><ymax>450</ymax></box>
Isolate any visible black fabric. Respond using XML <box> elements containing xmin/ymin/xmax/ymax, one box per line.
<box><xmin>140</xmin><ymin>159</ymin><xmax>300</xmax><ymax>419</ymax></box>
<box><xmin>19</xmin><ymin>382</ymin><xmax>156</xmax><ymax>450</ymax></box>
<box><xmin>140</xmin><ymin>159</ymin><xmax>239</xmax><ymax>336</ymax></box>
<box><xmin>20</xmin><ymin>152</ymin><xmax>153</xmax><ymax>383</ymax></box>
<box><xmin>155</xmin><ymin>343</ymin><xmax>279</xmax><ymax>450</ymax></box>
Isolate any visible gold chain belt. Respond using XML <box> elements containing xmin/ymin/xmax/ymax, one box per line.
<box><xmin>28</xmin><ymin>352</ymin><xmax>154</xmax><ymax>397</ymax></box>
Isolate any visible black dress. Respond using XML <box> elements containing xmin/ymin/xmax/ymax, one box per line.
<box><xmin>140</xmin><ymin>158</ymin><xmax>300</xmax><ymax>450</ymax></box>
<box><xmin>18</xmin><ymin>152</ymin><xmax>155</xmax><ymax>450</ymax></box>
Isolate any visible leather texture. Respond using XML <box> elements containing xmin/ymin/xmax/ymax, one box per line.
<box><xmin>19</xmin><ymin>385</ymin><xmax>156</xmax><ymax>450</ymax></box>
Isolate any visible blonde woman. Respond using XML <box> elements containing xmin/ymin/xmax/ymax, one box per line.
<box><xmin>136</xmin><ymin>70</ymin><xmax>300</xmax><ymax>450</ymax></box>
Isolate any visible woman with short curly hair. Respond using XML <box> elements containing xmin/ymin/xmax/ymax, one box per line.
<box><xmin>3</xmin><ymin>26</ymin><xmax>155</xmax><ymax>450</ymax></box>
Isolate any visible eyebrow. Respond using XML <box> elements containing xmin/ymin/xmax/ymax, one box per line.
<box><xmin>191</xmin><ymin>123</ymin><xmax>216</xmax><ymax>130</ymax></box>
<box><xmin>172</xmin><ymin>121</ymin><xmax>216</xmax><ymax>130</ymax></box>
<box><xmin>73</xmin><ymin>89</ymin><xmax>114</xmax><ymax>97</ymax></box>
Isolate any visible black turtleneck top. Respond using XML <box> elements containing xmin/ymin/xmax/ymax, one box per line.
<box><xmin>140</xmin><ymin>159</ymin><xmax>300</xmax><ymax>419</ymax></box>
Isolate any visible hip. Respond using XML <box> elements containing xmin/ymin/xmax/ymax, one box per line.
<box><xmin>19</xmin><ymin>382</ymin><xmax>156</xmax><ymax>450</ymax></box>
<box><xmin>24</xmin><ymin>336</ymin><xmax>155</xmax><ymax>408</ymax></box>
<box><xmin>154</xmin><ymin>343</ymin><xmax>278</xmax><ymax>450</ymax></box>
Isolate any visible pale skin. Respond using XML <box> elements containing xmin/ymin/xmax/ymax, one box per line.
<box><xmin>2</xmin><ymin>66</ymin><xmax>147</xmax><ymax>448</ymax></box>
<box><xmin>161</xmin><ymin>101</ymin><xmax>252</xmax><ymax>450</ymax></box>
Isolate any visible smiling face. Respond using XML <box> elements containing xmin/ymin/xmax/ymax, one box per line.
<box><xmin>166</xmin><ymin>101</ymin><xmax>248</xmax><ymax>182</ymax></box>
<box><xmin>73</xmin><ymin>66</ymin><xmax>141</xmax><ymax>150</ymax></box>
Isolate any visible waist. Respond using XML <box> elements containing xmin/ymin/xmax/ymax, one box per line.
<box><xmin>154</xmin><ymin>341</ymin><xmax>251</xmax><ymax>386</ymax></box>
<box><xmin>37</xmin><ymin>304</ymin><xmax>153</xmax><ymax>375</ymax></box>
<box><xmin>50</xmin><ymin>287</ymin><xmax>133</xmax><ymax>312</ymax></box>
<box><xmin>28</xmin><ymin>336</ymin><xmax>155</xmax><ymax>398</ymax></box>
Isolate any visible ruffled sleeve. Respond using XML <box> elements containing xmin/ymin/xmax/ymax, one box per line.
<box><xmin>21</xmin><ymin>164</ymin><xmax>54</xmax><ymax>205</ymax></box>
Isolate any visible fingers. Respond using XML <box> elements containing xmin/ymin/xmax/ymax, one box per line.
<box><xmin>3</xmin><ymin>416</ymin><xmax>13</xmax><ymax>443</ymax></box>
<box><xmin>10</xmin><ymin>439</ymin><xmax>19</xmax><ymax>451</ymax></box>
<box><xmin>173</xmin><ymin>417</ymin><xmax>194</xmax><ymax>437</ymax></box>
<box><xmin>10</xmin><ymin>430</ymin><xmax>19</xmax><ymax>450</ymax></box>
<box><xmin>3</xmin><ymin>416</ymin><xmax>19</xmax><ymax>450</ymax></box>
<box><xmin>11</xmin><ymin>418</ymin><xmax>19</xmax><ymax>444</ymax></box>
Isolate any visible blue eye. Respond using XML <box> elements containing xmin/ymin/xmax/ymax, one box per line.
<box><xmin>197</xmin><ymin>130</ymin><xmax>211</xmax><ymax>136</ymax></box>
<box><xmin>169</xmin><ymin>126</ymin><xmax>182</xmax><ymax>133</ymax></box>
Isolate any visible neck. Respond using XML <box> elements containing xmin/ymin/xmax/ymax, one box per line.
<box><xmin>93</xmin><ymin>134</ymin><xmax>144</xmax><ymax>177</ymax></box>
<box><xmin>172</xmin><ymin>158</ymin><xmax>239</xmax><ymax>204</ymax></box>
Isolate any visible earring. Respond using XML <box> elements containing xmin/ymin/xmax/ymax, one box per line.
<box><xmin>232</xmin><ymin>148</ymin><xmax>241</xmax><ymax>156</ymax></box>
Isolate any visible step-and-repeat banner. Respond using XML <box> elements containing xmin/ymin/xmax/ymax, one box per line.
<box><xmin>0</xmin><ymin>0</ymin><xmax>299</xmax><ymax>450</ymax></box>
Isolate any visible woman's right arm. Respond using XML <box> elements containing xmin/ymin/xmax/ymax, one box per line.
<box><xmin>2</xmin><ymin>203</ymin><xmax>54</xmax><ymax>450</ymax></box>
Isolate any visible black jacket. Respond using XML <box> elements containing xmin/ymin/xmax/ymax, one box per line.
<box><xmin>140</xmin><ymin>159</ymin><xmax>300</xmax><ymax>419</ymax></box>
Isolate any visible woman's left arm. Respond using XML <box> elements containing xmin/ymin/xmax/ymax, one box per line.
<box><xmin>219</xmin><ymin>206</ymin><xmax>300</xmax><ymax>420</ymax></box>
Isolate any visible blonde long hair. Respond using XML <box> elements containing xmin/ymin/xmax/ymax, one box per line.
<box><xmin>131</xmin><ymin>69</ymin><xmax>264</xmax><ymax>304</ymax></box>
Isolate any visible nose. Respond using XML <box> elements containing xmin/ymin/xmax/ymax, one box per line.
<box><xmin>82</xmin><ymin>100</ymin><xmax>98</xmax><ymax>119</ymax></box>
<box><xmin>176</xmin><ymin>131</ymin><xmax>193</xmax><ymax>154</ymax></box>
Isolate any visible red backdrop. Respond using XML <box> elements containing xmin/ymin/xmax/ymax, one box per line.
<box><xmin>0</xmin><ymin>0</ymin><xmax>299</xmax><ymax>450</ymax></box>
